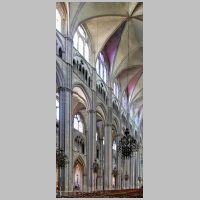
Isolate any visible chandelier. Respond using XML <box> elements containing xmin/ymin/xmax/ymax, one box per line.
<box><xmin>56</xmin><ymin>148</ymin><xmax>68</xmax><ymax>168</ymax></box>
<box><xmin>117</xmin><ymin>128</ymin><xmax>139</xmax><ymax>158</ymax></box>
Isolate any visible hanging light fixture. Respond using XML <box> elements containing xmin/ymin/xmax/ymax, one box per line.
<box><xmin>117</xmin><ymin>3</ymin><xmax>139</xmax><ymax>159</ymax></box>
<box><xmin>56</xmin><ymin>148</ymin><xmax>69</xmax><ymax>168</ymax></box>
<box><xmin>117</xmin><ymin>128</ymin><xmax>139</xmax><ymax>158</ymax></box>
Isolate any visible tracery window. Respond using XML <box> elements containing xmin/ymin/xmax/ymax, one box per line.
<box><xmin>73</xmin><ymin>26</ymin><xmax>90</xmax><ymax>62</ymax></box>
<box><xmin>56</xmin><ymin>9</ymin><xmax>61</xmax><ymax>32</ymax></box>
<box><xmin>74</xmin><ymin>114</ymin><xmax>83</xmax><ymax>133</ymax></box>
<box><xmin>96</xmin><ymin>53</ymin><xmax>108</xmax><ymax>83</ymax></box>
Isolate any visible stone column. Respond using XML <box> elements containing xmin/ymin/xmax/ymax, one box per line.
<box><xmin>85</xmin><ymin>66</ymin><xmax>97</xmax><ymax>192</ymax></box>
<box><xmin>125</xmin><ymin>159</ymin><xmax>129</xmax><ymax>189</ymax></box>
<box><xmin>134</xmin><ymin>152</ymin><xmax>139</xmax><ymax>188</ymax></box>
<box><xmin>116</xmin><ymin>133</ymin><xmax>122</xmax><ymax>189</ymax></box>
<box><xmin>104</xmin><ymin>86</ymin><xmax>113</xmax><ymax>190</ymax></box>
<box><xmin>132</xmin><ymin>152</ymin><xmax>136</xmax><ymax>188</ymax></box>
<box><xmin>62</xmin><ymin>36</ymin><xmax>73</xmax><ymax>192</ymax></box>
<box><xmin>86</xmin><ymin>108</ymin><xmax>96</xmax><ymax>192</ymax></box>
<box><xmin>57</xmin><ymin>81</ymin><xmax>73</xmax><ymax>193</ymax></box>
<box><xmin>83</xmin><ymin>173</ymin><xmax>87</xmax><ymax>192</ymax></box>
<box><xmin>130</xmin><ymin>155</ymin><xmax>134</xmax><ymax>188</ymax></box>
<box><xmin>140</xmin><ymin>150</ymin><xmax>143</xmax><ymax>180</ymax></box>
<box><xmin>104</xmin><ymin>122</ymin><xmax>112</xmax><ymax>190</ymax></box>
<box><xmin>122</xmin><ymin>159</ymin><xmax>125</xmax><ymax>189</ymax></box>
<box><xmin>138</xmin><ymin>150</ymin><xmax>143</xmax><ymax>188</ymax></box>
<box><xmin>98</xmin><ymin>138</ymin><xmax>104</xmax><ymax>190</ymax></box>
<box><xmin>116</xmin><ymin>96</ymin><xmax>124</xmax><ymax>189</ymax></box>
<box><xmin>57</xmin><ymin>86</ymin><xmax>66</xmax><ymax>192</ymax></box>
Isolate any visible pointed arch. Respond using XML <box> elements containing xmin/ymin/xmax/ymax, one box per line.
<box><xmin>73</xmin><ymin>155</ymin><xmax>85</xmax><ymax>191</ymax></box>
<box><xmin>96</xmin><ymin>102</ymin><xmax>107</xmax><ymax>121</ymax></box>
<box><xmin>72</xmin><ymin>82</ymin><xmax>92</xmax><ymax>110</ymax></box>
<box><xmin>74</xmin><ymin>155</ymin><xmax>85</xmax><ymax>169</ymax></box>
<box><xmin>56</xmin><ymin>61</ymin><xmax>65</xmax><ymax>90</ymax></box>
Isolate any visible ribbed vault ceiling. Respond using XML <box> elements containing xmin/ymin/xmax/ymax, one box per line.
<box><xmin>69</xmin><ymin>2</ymin><xmax>143</xmax><ymax>131</ymax></box>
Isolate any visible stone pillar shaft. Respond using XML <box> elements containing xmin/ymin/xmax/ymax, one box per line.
<box><xmin>116</xmin><ymin>134</ymin><xmax>122</xmax><ymax>189</ymax></box>
<box><xmin>98</xmin><ymin>138</ymin><xmax>104</xmax><ymax>190</ymax></box>
<box><xmin>104</xmin><ymin>122</ymin><xmax>112</xmax><ymax>190</ymax></box>
<box><xmin>56</xmin><ymin>36</ymin><xmax>74</xmax><ymax>193</ymax></box>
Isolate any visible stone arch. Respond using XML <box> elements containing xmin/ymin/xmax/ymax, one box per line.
<box><xmin>96</xmin><ymin>103</ymin><xmax>107</xmax><ymax>140</ymax></box>
<box><xmin>96</xmin><ymin>102</ymin><xmax>107</xmax><ymax>121</ymax></box>
<box><xmin>74</xmin><ymin>155</ymin><xmax>85</xmax><ymax>169</ymax></box>
<box><xmin>72</xmin><ymin>22</ymin><xmax>93</xmax><ymax>65</ymax></box>
<box><xmin>72</xmin><ymin>82</ymin><xmax>92</xmax><ymax>110</ymax></box>
<box><xmin>70</xmin><ymin>2</ymin><xmax>86</xmax><ymax>37</ymax></box>
<box><xmin>73</xmin><ymin>155</ymin><xmax>85</xmax><ymax>191</ymax></box>
<box><xmin>56</xmin><ymin>2</ymin><xmax>68</xmax><ymax>35</ymax></box>
<box><xmin>56</xmin><ymin>61</ymin><xmax>65</xmax><ymax>91</ymax></box>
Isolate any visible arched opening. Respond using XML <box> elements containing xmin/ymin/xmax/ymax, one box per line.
<box><xmin>73</xmin><ymin>25</ymin><xmax>90</xmax><ymax>62</ymax></box>
<box><xmin>56</xmin><ymin>2</ymin><xmax>68</xmax><ymax>35</ymax></box>
<box><xmin>73</xmin><ymin>159</ymin><xmax>84</xmax><ymax>191</ymax></box>
<box><xmin>71</xmin><ymin>86</ymin><xmax>90</xmax><ymax>192</ymax></box>
<box><xmin>96</xmin><ymin>52</ymin><xmax>108</xmax><ymax>83</ymax></box>
<box><xmin>73</xmin><ymin>113</ymin><xmax>84</xmax><ymax>133</ymax></box>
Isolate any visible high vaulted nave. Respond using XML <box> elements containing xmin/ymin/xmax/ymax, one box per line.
<box><xmin>56</xmin><ymin>2</ymin><xmax>143</xmax><ymax>198</ymax></box>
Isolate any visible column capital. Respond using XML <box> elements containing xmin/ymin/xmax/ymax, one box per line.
<box><xmin>57</xmin><ymin>86</ymin><xmax>72</xmax><ymax>93</ymax></box>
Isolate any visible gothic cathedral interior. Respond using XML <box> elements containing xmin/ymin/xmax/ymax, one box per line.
<box><xmin>56</xmin><ymin>2</ymin><xmax>143</xmax><ymax>198</ymax></box>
